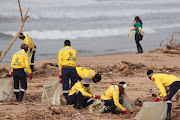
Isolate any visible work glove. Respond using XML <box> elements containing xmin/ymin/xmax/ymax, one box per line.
<box><xmin>163</xmin><ymin>96</ymin><xmax>168</xmax><ymax>101</ymax></box>
<box><xmin>59</xmin><ymin>79</ymin><xmax>62</xmax><ymax>83</ymax></box>
<box><xmin>11</xmin><ymin>72</ymin><xmax>13</xmax><ymax>77</ymax></box>
<box><xmin>123</xmin><ymin>109</ymin><xmax>131</xmax><ymax>114</ymax></box>
<box><xmin>59</xmin><ymin>74</ymin><xmax>62</xmax><ymax>83</ymax></box>
<box><xmin>30</xmin><ymin>73</ymin><xmax>33</xmax><ymax>79</ymax></box>
<box><xmin>93</xmin><ymin>95</ymin><xmax>101</xmax><ymax>99</ymax></box>
<box><xmin>154</xmin><ymin>97</ymin><xmax>160</xmax><ymax>102</ymax></box>
<box><xmin>59</xmin><ymin>74</ymin><xmax>62</xmax><ymax>79</ymax></box>
<box><xmin>130</xmin><ymin>28</ymin><xmax>134</xmax><ymax>31</ymax></box>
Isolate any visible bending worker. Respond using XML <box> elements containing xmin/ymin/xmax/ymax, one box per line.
<box><xmin>58</xmin><ymin>40</ymin><xmax>78</xmax><ymax>101</ymax></box>
<box><xmin>11</xmin><ymin>44</ymin><xmax>32</xmax><ymax>102</ymax></box>
<box><xmin>101</xmin><ymin>82</ymin><xmax>131</xmax><ymax>114</ymax></box>
<box><xmin>19</xmin><ymin>33</ymin><xmax>36</xmax><ymax>72</ymax></box>
<box><xmin>147</xmin><ymin>70</ymin><xmax>180</xmax><ymax>120</ymax></box>
<box><xmin>76</xmin><ymin>67</ymin><xmax>101</xmax><ymax>83</ymax></box>
<box><xmin>68</xmin><ymin>78</ymin><xmax>100</xmax><ymax>109</ymax></box>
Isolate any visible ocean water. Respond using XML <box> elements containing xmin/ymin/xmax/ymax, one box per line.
<box><xmin>1</xmin><ymin>0</ymin><xmax>180</xmax><ymax>64</ymax></box>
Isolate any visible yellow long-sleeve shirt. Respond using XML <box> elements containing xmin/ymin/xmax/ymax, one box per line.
<box><xmin>23</xmin><ymin>34</ymin><xmax>35</xmax><ymax>54</ymax></box>
<box><xmin>76</xmin><ymin>67</ymin><xmax>96</xmax><ymax>80</ymax></box>
<box><xmin>11</xmin><ymin>50</ymin><xmax>32</xmax><ymax>74</ymax></box>
<box><xmin>101</xmin><ymin>85</ymin><xmax>125</xmax><ymax>111</ymax></box>
<box><xmin>151</xmin><ymin>74</ymin><xmax>180</xmax><ymax>97</ymax></box>
<box><xmin>58</xmin><ymin>46</ymin><xmax>77</xmax><ymax>74</ymax></box>
<box><xmin>68</xmin><ymin>82</ymin><xmax>93</xmax><ymax>98</ymax></box>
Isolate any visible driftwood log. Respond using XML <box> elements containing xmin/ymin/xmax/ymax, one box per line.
<box><xmin>157</xmin><ymin>47</ymin><xmax>180</xmax><ymax>54</ymax></box>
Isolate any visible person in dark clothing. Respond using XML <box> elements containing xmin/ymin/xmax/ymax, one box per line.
<box><xmin>131</xmin><ymin>16</ymin><xmax>143</xmax><ymax>53</ymax></box>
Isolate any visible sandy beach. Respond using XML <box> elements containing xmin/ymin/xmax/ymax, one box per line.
<box><xmin>0</xmin><ymin>50</ymin><xmax>179</xmax><ymax>120</ymax></box>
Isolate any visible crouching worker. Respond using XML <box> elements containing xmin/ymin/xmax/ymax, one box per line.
<box><xmin>101</xmin><ymin>82</ymin><xmax>131</xmax><ymax>114</ymax></box>
<box><xmin>147</xmin><ymin>70</ymin><xmax>180</xmax><ymax>120</ymax></box>
<box><xmin>68</xmin><ymin>78</ymin><xmax>100</xmax><ymax>109</ymax></box>
<box><xmin>11</xmin><ymin>44</ymin><xmax>32</xmax><ymax>102</ymax></box>
<box><xmin>76</xmin><ymin>67</ymin><xmax>101</xmax><ymax>83</ymax></box>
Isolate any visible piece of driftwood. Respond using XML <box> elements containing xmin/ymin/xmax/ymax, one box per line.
<box><xmin>0</xmin><ymin>8</ymin><xmax>30</xmax><ymax>62</ymax></box>
<box><xmin>18</xmin><ymin>0</ymin><xmax>23</xmax><ymax>22</ymax></box>
<box><xmin>27</xmin><ymin>83</ymin><xmax>44</xmax><ymax>87</ymax></box>
<box><xmin>157</xmin><ymin>47</ymin><xmax>180</xmax><ymax>54</ymax></box>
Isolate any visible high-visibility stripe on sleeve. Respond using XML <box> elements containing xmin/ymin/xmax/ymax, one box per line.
<box><xmin>89</xmin><ymin>72</ymin><xmax>96</xmax><ymax>78</ymax></box>
<box><xmin>113</xmin><ymin>85</ymin><xmax>117</xmax><ymax>91</ymax></box>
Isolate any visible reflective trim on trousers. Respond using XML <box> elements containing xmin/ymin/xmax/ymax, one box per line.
<box><xmin>20</xmin><ymin>89</ymin><xmax>26</xmax><ymax>92</ymax></box>
<box><xmin>167</xmin><ymin>100</ymin><xmax>172</xmax><ymax>103</ymax></box>
<box><xmin>87</xmin><ymin>98</ymin><xmax>93</xmax><ymax>103</ymax></box>
<box><xmin>63</xmin><ymin>90</ymin><xmax>70</xmax><ymax>93</ymax></box>
<box><xmin>14</xmin><ymin>89</ymin><xmax>20</xmax><ymax>92</ymax></box>
<box><xmin>30</xmin><ymin>63</ymin><xmax>34</xmax><ymax>65</ymax></box>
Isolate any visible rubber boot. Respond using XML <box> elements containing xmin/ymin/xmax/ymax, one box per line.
<box><xmin>18</xmin><ymin>91</ymin><xmax>25</xmax><ymax>102</ymax></box>
<box><xmin>166</xmin><ymin>103</ymin><xmax>172</xmax><ymax>120</ymax></box>
<box><xmin>14</xmin><ymin>92</ymin><xmax>19</xmax><ymax>102</ymax></box>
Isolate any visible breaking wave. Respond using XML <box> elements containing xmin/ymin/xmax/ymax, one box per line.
<box><xmin>1</xmin><ymin>27</ymin><xmax>155</xmax><ymax>40</ymax></box>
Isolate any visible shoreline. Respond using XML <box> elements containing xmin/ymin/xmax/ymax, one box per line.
<box><xmin>1</xmin><ymin>50</ymin><xmax>180</xmax><ymax>70</ymax></box>
<box><xmin>0</xmin><ymin>51</ymin><xmax>137</xmax><ymax>68</ymax></box>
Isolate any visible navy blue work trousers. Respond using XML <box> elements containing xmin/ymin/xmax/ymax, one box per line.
<box><xmin>62</xmin><ymin>67</ymin><xmax>78</xmax><ymax>100</ymax></box>
<box><xmin>104</xmin><ymin>95</ymin><xmax>123</xmax><ymax>109</ymax></box>
<box><xmin>13</xmin><ymin>69</ymin><xmax>27</xmax><ymax>91</ymax></box>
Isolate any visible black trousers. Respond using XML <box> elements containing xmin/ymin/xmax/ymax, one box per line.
<box><xmin>13</xmin><ymin>69</ymin><xmax>27</xmax><ymax>92</ymax></box>
<box><xmin>62</xmin><ymin>67</ymin><xmax>78</xmax><ymax>100</ymax></box>
<box><xmin>30</xmin><ymin>46</ymin><xmax>36</xmax><ymax>72</ymax></box>
<box><xmin>68</xmin><ymin>92</ymin><xmax>93</xmax><ymax>108</ymax></box>
<box><xmin>135</xmin><ymin>32</ymin><xmax>143</xmax><ymax>53</ymax></box>
<box><xmin>167</xmin><ymin>81</ymin><xmax>180</xmax><ymax>100</ymax></box>
<box><xmin>104</xmin><ymin>96</ymin><xmax>123</xmax><ymax>110</ymax></box>
<box><xmin>166</xmin><ymin>81</ymin><xmax>180</xmax><ymax>120</ymax></box>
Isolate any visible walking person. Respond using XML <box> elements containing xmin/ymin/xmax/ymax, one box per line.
<box><xmin>19</xmin><ymin>33</ymin><xmax>36</xmax><ymax>72</ymax></box>
<box><xmin>147</xmin><ymin>70</ymin><xmax>180</xmax><ymax>120</ymax></box>
<box><xmin>58</xmin><ymin>40</ymin><xmax>78</xmax><ymax>102</ymax></box>
<box><xmin>11</xmin><ymin>44</ymin><xmax>32</xmax><ymax>102</ymax></box>
<box><xmin>130</xmin><ymin>16</ymin><xmax>143</xmax><ymax>53</ymax></box>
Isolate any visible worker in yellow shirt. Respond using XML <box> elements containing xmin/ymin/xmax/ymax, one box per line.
<box><xmin>147</xmin><ymin>70</ymin><xmax>180</xmax><ymax>120</ymax></box>
<box><xmin>11</xmin><ymin>44</ymin><xmax>32</xmax><ymax>102</ymax></box>
<box><xmin>68</xmin><ymin>78</ymin><xmax>100</xmax><ymax>109</ymax></box>
<box><xmin>76</xmin><ymin>67</ymin><xmax>101</xmax><ymax>83</ymax></box>
<box><xmin>101</xmin><ymin>82</ymin><xmax>130</xmax><ymax>114</ymax></box>
<box><xmin>19</xmin><ymin>33</ymin><xmax>36</xmax><ymax>72</ymax></box>
<box><xmin>58</xmin><ymin>40</ymin><xmax>78</xmax><ymax>101</ymax></box>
